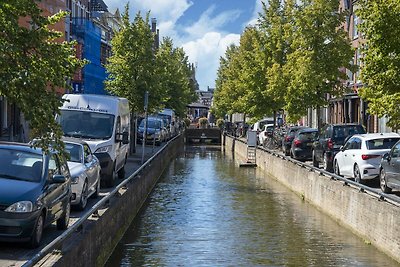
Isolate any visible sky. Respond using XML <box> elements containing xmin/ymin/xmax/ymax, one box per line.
<box><xmin>105</xmin><ymin>0</ymin><xmax>264</xmax><ymax>90</ymax></box>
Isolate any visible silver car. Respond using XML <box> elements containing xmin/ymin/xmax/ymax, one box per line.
<box><xmin>64</xmin><ymin>139</ymin><xmax>101</xmax><ymax>210</ymax></box>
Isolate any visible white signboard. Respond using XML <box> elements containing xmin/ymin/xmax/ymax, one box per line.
<box><xmin>247</xmin><ymin>130</ymin><xmax>257</xmax><ymax>147</ymax></box>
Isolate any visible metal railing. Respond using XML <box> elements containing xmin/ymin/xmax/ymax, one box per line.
<box><xmin>23</xmin><ymin>134</ymin><xmax>181</xmax><ymax>267</ymax></box>
<box><xmin>232</xmin><ymin>135</ymin><xmax>400</xmax><ymax>207</ymax></box>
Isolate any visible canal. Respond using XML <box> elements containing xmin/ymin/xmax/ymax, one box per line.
<box><xmin>106</xmin><ymin>147</ymin><xmax>399</xmax><ymax>266</ymax></box>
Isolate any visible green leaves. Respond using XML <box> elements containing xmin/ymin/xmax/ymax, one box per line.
<box><xmin>357</xmin><ymin>0</ymin><xmax>400</xmax><ymax>129</ymax></box>
<box><xmin>0</xmin><ymin>0</ymin><xmax>85</xmax><ymax>153</ymax></box>
<box><xmin>105</xmin><ymin>8</ymin><xmax>196</xmax><ymax>117</ymax></box>
<box><xmin>214</xmin><ymin>0</ymin><xmax>353</xmax><ymax>127</ymax></box>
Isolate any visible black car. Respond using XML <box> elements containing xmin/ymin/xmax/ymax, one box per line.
<box><xmin>0</xmin><ymin>142</ymin><xmax>71</xmax><ymax>247</ymax></box>
<box><xmin>290</xmin><ymin>128</ymin><xmax>318</xmax><ymax>161</ymax></box>
<box><xmin>312</xmin><ymin>123</ymin><xmax>366</xmax><ymax>172</ymax></box>
<box><xmin>282</xmin><ymin>126</ymin><xmax>308</xmax><ymax>156</ymax></box>
<box><xmin>379</xmin><ymin>140</ymin><xmax>400</xmax><ymax>193</ymax></box>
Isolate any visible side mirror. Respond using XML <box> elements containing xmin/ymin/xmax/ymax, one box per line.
<box><xmin>122</xmin><ymin>131</ymin><xmax>129</xmax><ymax>144</ymax></box>
<box><xmin>52</xmin><ymin>174</ymin><xmax>66</xmax><ymax>184</ymax></box>
<box><xmin>382</xmin><ymin>153</ymin><xmax>391</xmax><ymax>162</ymax></box>
<box><xmin>85</xmin><ymin>154</ymin><xmax>93</xmax><ymax>163</ymax></box>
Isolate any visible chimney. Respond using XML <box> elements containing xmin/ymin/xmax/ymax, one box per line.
<box><xmin>151</xmin><ymin>18</ymin><xmax>157</xmax><ymax>33</ymax></box>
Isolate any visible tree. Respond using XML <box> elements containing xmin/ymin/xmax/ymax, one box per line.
<box><xmin>0</xmin><ymin>0</ymin><xmax>85</xmax><ymax>152</ymax></box>
<box><xmin>155</xmin><ymin>37</ymin><xmax>197</xmax><ymax>117</ymax></box>
<box><xmin>214</xmin><ymin>44</ymin><xmax>241</xmax><ymax>118</ymax></box>
<box><xmin>284</xmin><ymin>0</ymin><xmax>354</xmax><ymax>127</ymax></box>
<box><xmin>357</xmin><ymin>0</ymin><xmax>400</xmax><ymax>130</ymax></box>
<box><xmin>105</xmin><ymin>7</ymin><xmax>159</xmax><ymax>113</ymax></box>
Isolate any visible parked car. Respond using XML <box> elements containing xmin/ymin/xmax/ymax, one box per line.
<box><xmin>258</xmin><ymin>124</ymin><xmax>275</xmax><ymax>146</ymax></box>
<box><xmin>282</xmin><ymin>126</ymin><xmax>308</xmax><ymax>156</ymax></box>
<box><xmin>137</xmin><ymin>116</ymin><xmax>166</xmax><ymax>145</ymax></box>
<box><xmin>312</xmin><ymin>124</ymin><xmax>366</xmax><ymax>172</ymax></box>
<box><xmin>379</xmin><ymin>140</ymin><xmax>400</xmax><ymax>193</ymax></box>
<box><xmin>64</xmin><ymin>139</ymin><xmax>101</xmax><ymax>210</ymax></box>
<box><xmin>0</xmin><ymin>142</ymin><xmax>71</xmax><ymax>247</ymax></box>
<box><xmin>251</xmin><ymin>118</ymin><xmax>273</xmax><ymax>133</ymax></box>
<box><xmin>334</xmin><ymin>133</ymin><xmax>400</xmax><ymax>184</ymax></box>
<box><xmin>290</xmin><ymin>128</ymin><xmax>319</xmax><ymax>161</ymax></box>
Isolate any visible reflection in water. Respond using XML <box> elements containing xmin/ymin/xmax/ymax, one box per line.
<box><xmin>106</xmin><ymin>147</ymin><xmax>399</xmax><ymax>267</ymax></box>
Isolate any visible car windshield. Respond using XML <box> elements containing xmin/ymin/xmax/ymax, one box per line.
<box><xmin>65</xmin><ymin>143</ymin><xmax>82</xmax><ymax>163</ymax></box>
<box><xmin>366</xmin><ymin>138</ymin><xmax>400</xmax><ymax>150</ymax></box>
<box><xmin>298</xmin><ymin>131</ymin><xmax>318</xmax><ymax>141</ymax></box>
<box><xmin>57</xmin><ymin>110</ymin><xmax>115</xmax><ymax>140</ymax></box>
<box><xmin>0</xmin><ymin>148</ymin><xmax>43</xmax><ymax>182</ymax></box>
<box><xmin>140</xmin><ymin>119</ymin><xmax>161</xmax><ymax>129</ymax></box>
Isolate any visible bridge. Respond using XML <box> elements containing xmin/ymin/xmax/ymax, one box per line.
<box><xmin>184</xmin><ymin>128</ymin><xmax>221</xmax><ymax>144</ymax></box>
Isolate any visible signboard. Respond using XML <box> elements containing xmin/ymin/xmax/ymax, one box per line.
<box><xmin>247</xmin><ymin>130</ymin><xmax>257</xmax><ymax>147</ymax></box>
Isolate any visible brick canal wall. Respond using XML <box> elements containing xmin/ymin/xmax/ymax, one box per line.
<box><xmin>225</xmin><ymin>136</ymin><xmax>400</xmax><ymax>263</ymax></box>
<box><xmin>47</xmin><ymin>135</ymin><xmax>184</xmax><ymax>267</ymax></box>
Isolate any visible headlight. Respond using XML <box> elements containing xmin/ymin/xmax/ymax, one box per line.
<box><xmin>95</xmin><ymin>145</ymin><xmax>112</xmax><ymax>153</ymax></box>
<box><xmin>71</xmin><ymin>173</ymin><xmax>85</xmax><ymax>184</ymax></box>
<box><xmin>5</xmin><ymin>201</ymin><xmax>33</xmax><ymax>213</ymax></box>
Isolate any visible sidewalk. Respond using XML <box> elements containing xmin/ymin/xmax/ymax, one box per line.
<box><xmin>124</xmin><ymin>144</ymin><xmax>163</xmax><ymax>177</ymax></box>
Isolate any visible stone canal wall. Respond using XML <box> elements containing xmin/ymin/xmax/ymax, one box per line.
<box><xmin>48</xmin><ymin>135</ymin><xmax>184</xmax><ymax>267</ymax></box>
<box><xmin>225</xmin><ymin>136</ymin><xmax>400</xmax><ymax>263</ymax></box>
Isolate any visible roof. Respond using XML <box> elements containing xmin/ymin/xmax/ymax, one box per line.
<box><xmin>187</xmin><ymin>103</ymin><xmax>209</xmax><ymax>109</ymax></box>
<box><xmin>62</xmin><ymin>137</ymin><xmax>88</xmax><ymax>146</ymax></box>
<box><xmin>298</xmin><ymin>128</ymin><xmax>318</xmax><ymax>133</ymax></box>
<box><xmin>353</xmin><ymin>133</ymin><xmax>400</xmax><ymax>140</ymax></box>
<box><xmin>0</xmin><ymin>142</ymin><xmax>42</xmax><ymax>155</ymax></box>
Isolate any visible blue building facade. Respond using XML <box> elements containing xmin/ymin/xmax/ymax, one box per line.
<box><xmin>71</xmin><ymin>18</ymin><xmax>107</xmax><ymax>95</ymax></box>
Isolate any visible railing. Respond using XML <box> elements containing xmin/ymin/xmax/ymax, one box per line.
<box><xmin>231</xmin><ymin>135</ymin><xmax>400</xmax><ymax>207</ymax></box>
<box><xmin>23</xmin><ymin>134</ymin><xmax>181</xmax><ymax>267</ymax></box>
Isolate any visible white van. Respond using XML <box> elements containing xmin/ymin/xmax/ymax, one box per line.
<box><xmin>158</xmin><ymin>108</ymin><xmax>176</xmax><ymax>137</ymax></box>
<box><xmin>57</xmin><ymin>94</ymin><xmax>130</xmax><ymax>187</ymax></box>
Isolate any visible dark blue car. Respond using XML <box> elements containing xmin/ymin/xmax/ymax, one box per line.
<box><xmin>0</xmin><ymin>142</ymin><xmax>71</xmax><ymax>247</ymax></box>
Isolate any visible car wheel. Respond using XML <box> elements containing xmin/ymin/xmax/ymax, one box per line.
<box><xmin>354</xmin><ymin>164</ymin><xmax>363</xmax><ymax>184</ymax></box>
<box><xmin>380</xmin><ymin>168</ymin><xmax>392</xmax><ymax>193</ymax></box>
<box><xmin>323</xmin><ymin>153</ymin><xmax>333</xmax><ymax>172</ymax></box>
<box><xmin>29</xmin><ymin>213</ymin><xmax>44</xmax><ymax>248</ymax></box>
<box><xmin>57</xmin><ymin>200</ymin><xmax>70</xmax><ymax>230</ymax></box>
<box><xmin>334</xmin><ymin>160</ymin><xmax>341</xmax><ymax>176</ymax></box>
<box><xmin>77</xmin><ymin>180</ymin><xmax>88</xmax><ymax>211</ymax></box>
<box><xmin>312</xmin><ymin>150</ymin><xmax>319</xmax><ymax>168</ymax></box>
<box><xmin>284</xmin><ymin>147</ymin><xmax>290</xmax><ymax>156</ymax></box>
<box><xmin>93</xmin><ymin>173</ymin><xmax>101</xmax><ymax>198</ymax></box>
<box><xmin>105</xmin><ymin>164</ymin><xmax>118</xmax><ymax>188</ymax></box>
<box><xmin>118</xmin><ymin>165</ymin><xmax>126</xmax><ymax>179</ymax></box>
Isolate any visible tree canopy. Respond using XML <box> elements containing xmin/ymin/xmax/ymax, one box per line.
<box><xmin>0</xmin><ymin>0</ymin><xmax>84</xmax><ymax>152</ymax></box>
<box><xmin>106</xmin><ymin>6</ymin><xmax>197</xmax><ymax>117</ymax></box>
<box><xmin>357</xmin><ymin>0</ymin><xmax>400</xmax><ymax>129</ymax></box>
<box><xmin>213</xmin><ymin>0</ymin><xmax>353</xmax><ymax>127</ymax></box>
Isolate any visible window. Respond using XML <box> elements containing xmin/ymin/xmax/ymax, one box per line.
<box><xmin>392</xmin><ymin>144</ymin><xmax>400</xmax><ymax>158</ymax></box>
<box><xmin>353</xmin><ymin>15</ymin><xmax>359</xmax><ymax>39</ymax></box>
<box><xmin>48</xmin><ymin>154</ymin><xmax>61</xmax><ymax>178</ymax></box>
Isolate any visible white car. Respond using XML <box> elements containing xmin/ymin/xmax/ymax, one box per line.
<box><xmin>333</xmin><ymin>133</ymin><xmax>400</xmax><ymax>184</ymax></box>
<box><xmin>258</xmin><ymin>124</ymin><xmax>275</xmax><ymax>146</ymax></box>
<box><xmin>64</xmin><ymin>139</ymin><xmax>101</xmax><ymax>210</ymax></box>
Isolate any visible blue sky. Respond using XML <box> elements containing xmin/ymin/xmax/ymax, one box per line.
<box><xmin>105</xmin><ymin>0</ymin><xmax>263</xmax><ymax>90</ymax></box>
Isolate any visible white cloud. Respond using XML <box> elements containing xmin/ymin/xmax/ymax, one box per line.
<box><xmin>246</xmin><ymin>0</ymin><xmax>265</xmax><ymax>26</ymax></box>
<box><xmin>104</xmin><ymin>0</ymin><xmax>248</xmax><ymax>89</ymax></box>
<box><xmin>182</xmin><ymin>32</ymin><xmax>240</xmax><ymax>89</ymax></box>
<box><xmin>183</xmin><ymin>6</ymin><xmax>241</xmax><ymax>40</ymax></box>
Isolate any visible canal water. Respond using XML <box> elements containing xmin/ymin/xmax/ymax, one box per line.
<box><xmin>106</xmin><ymin>147</ymin><xmax>399</xmax><ymax>267</ymax></box>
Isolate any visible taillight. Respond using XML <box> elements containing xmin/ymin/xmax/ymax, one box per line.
<box><xmin>327</xmin><ymin>138</ymin><xmax>333</xmax><ymax>149</ymax></box>
<box><xmin>361</xmin><ymin>154</ymin><xmax>380</xmax><ymax>160</ymax></box>
<box><xmin>294</xmin><ymin>139</ymin><xmax>301</xmax><ymax>147</ymax></box>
